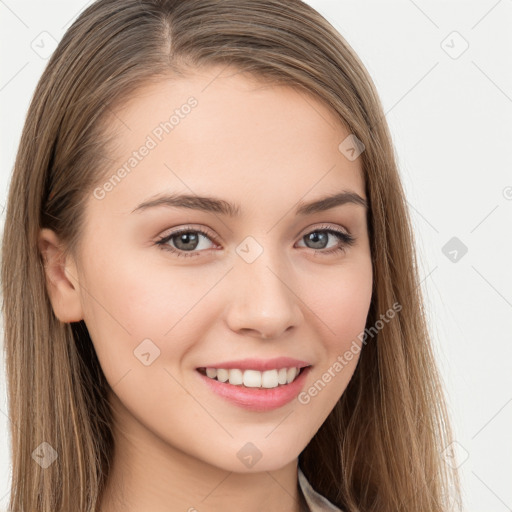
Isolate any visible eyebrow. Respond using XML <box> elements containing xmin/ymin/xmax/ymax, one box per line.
<box><xmin>131</xmin><ymin>190</ymin><xmax>368</xmax><ymax>216</ymax></box>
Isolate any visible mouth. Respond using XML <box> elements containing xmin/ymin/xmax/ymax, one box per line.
<box><xmin>195</xmin><ymin>357</ymin><xmax>312</xmax><ymax>411</ymax></box>
<box><xmin>196</xmin><ymin>366</ymin><xmax>308</xmax><ymax>389</ymax></box>
<box><xmin>195</xmin><ymin>359</ymin><xmax>313</xmax><ymax>411</ymax></box>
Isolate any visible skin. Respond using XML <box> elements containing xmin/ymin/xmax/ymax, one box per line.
<box><xmin>39</xmin><ymin>65</ymin><xmax>373</xmax><ymax>512</ymax></box>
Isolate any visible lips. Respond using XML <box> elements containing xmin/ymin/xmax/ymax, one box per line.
<box><xmin>195</xmin><ymin>357</ymin><xmax>312</xmax><ymax>411</ymax></box>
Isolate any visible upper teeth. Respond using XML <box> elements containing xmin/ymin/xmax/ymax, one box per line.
<box><xmin>204</xmin><ymin>367</ymin><xmax>300</xmax><ymax>388</ymax></box>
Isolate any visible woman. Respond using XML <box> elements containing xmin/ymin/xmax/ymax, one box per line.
<box><xmin>1</xmin><ymin>0</ymin><xmax>462</xmax><ymax>510</ymax></box>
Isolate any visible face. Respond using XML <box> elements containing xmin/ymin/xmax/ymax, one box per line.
<box><xmin>41</xmin><ymin>66</ymin><xmax>373</xmax><ymax>473</ymax></box>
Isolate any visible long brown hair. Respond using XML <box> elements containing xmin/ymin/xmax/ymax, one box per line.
<box><xmin>1</xmin><ymin>0</ymin><xmax>461</xmax><ymax>510</ymax></box>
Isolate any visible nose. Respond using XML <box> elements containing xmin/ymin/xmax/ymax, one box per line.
<box><xmin>224</xmin><ymin>248</ymin><xmax>304</xmax><ymax>340</ymax></box>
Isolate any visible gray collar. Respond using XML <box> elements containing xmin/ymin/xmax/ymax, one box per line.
<box><xmin>297</xmin><ymin>467</ymin><xmax>344</xmax><ymax>512</ymax></box>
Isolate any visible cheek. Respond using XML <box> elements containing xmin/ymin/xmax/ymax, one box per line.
<box><xmin>79</xmin><ymin>254</ymin><xmax>223</xmax><ymax>374</ymax></box>
<box><xmin>325</xmin><ymin>286</ymin><xmax>372</xmax><ymax>350</ymax></box>
<box><xmin>116</xmin><ymin>264</ymin><xmax>227</xmax><ymax>348</ymax></box>
<box><xmin>311</xmin><ymin>258</ymin><xmax>373</xmax><ymax>351</ymax></box>
<box><xmin>296</xmin><ymin>259</ymin><xmax>372</xmax><ymax>417</ymax></box>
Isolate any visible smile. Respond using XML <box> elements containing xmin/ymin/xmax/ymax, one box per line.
<box><xmin>197</xmin><ymin>367</ymin><xmax>304</xmax><ymax>389</ymax></box>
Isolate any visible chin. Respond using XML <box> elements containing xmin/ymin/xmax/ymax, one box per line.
<box><xmin>211</xmin><ymin>439</ymin><xmax>304</xmax><ymax>474</ymax></box>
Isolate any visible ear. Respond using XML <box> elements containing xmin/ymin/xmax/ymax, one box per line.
<box><xmin>38</xmin><ymin>228</ymin><xmax>84</xmax><ymax>323</ymax></box>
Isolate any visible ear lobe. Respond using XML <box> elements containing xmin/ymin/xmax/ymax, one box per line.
<box><xmin>38</xmin><ymin>228</ymin><xmax>84</xmax><ymax>323</ymax></box>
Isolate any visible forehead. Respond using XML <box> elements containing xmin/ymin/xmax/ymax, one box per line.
<box><xmin>94</xmin><ymin>66</ymin><xmax>366</xmax><ymax>215</ymax></box>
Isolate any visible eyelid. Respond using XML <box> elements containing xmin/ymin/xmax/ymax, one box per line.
<box><xmin>296</xmin><ymin>222</ymin><xmax>352</xmax><ymax>239</ymax></box>
<box><xmin>157</xmin><ymin>224</ymin><xmax>220</xmax><ymax>243</ymax></box>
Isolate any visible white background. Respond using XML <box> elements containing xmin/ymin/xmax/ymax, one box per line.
<box><xmin>1</xmin><ymin>1</ymin><xmax>511</xmax><ymax>510</ymax></box>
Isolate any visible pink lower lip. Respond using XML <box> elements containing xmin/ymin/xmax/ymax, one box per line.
<box><xmin>197</xmin><ymin>367</ymin><xmax>311</xmax><ymax>412</ymax></box>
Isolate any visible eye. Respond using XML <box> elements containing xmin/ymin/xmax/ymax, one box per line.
<box><xmin>296</xmin><ymin>224</ymin><xmax>356</xmax><ymax>256</ymax></box>
<box><xmin>155</xmin><ymin>224</ymin><xmax>356</xmax><ymax>258</ymax></box>
<box><xmin>155</xmin><ymin>226</ymin><xmax>218</xmax><ymax>258</ymax></box>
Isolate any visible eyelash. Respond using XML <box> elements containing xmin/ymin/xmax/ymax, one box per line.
<box><xmin>155</xmin><ymin>224</ymin><xmax>356</xmax><ymax>258</ymax></box>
